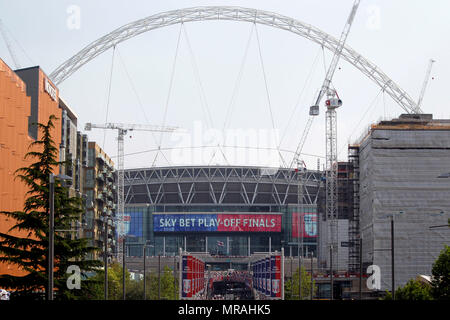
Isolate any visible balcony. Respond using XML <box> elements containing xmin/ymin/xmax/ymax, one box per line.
<box><xmin>96</xmin><ymin>172</ymin><xmax>105</xmax><ymax>182</ymax></box>
<box><xmin>106</xmin><ymin>190</ymin><xmax>114</xmax><ymax>200</ymax></box>
<box><xmin>106</xmin><ymin>171</ymin><xmax>114</xmax><ymax>181</ymax></box>
<box><xmin>96</xmin><ymin>154</ymin><xmax>105</xmax><ymax>163</ymax></box>
<box><xmin>96</xmin><ymin>193</ymin><xmax>105</xmax><ymax>202</ymax></box>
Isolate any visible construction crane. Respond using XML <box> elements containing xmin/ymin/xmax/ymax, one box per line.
<box><xmin>0</xmin><ymin>19</ymin><xmax>21</xmax><ymax>69</ymax></box>
<box><xmin>290</xmin><ymin>0</ymin><xmax>360</xmax><ymax>279</ymax></box>
<box><xmin>290</xmin><ymin>0</ymin><xmax>360</xmax><ymax>170</ymax></box>
<box><xmin>85</xmin><ymin>122</ymin><xmax>179</xmax><ymax>262</ymax></box>
<box><xmin>416</xmin><ymin>59</ymin><xmax>435</xmax><ymax>113</ymax></box>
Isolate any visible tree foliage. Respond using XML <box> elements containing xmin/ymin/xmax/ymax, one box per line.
<box><xmin>86</xmin><ymin>263</ymin><xmax>179</xmax><ymax>300</ymax></box>
<box><xmin>431</xmin><ymin>245</ymin><xmax>450</xmax><ymax>300</ymax></box>
<box><xmin>284</xmin><ymin>266</ymin><xmax>316</xmax><ymax>300</ymax></box>
<box><xmin>382</xmin><ymin>279</ymin><xmax>432</xmax><ymax>300</ymax></box>
<box><xmin>0</xmin><ymin>115</ymin><xmax>101</xmax><ymax>300</ymax></box>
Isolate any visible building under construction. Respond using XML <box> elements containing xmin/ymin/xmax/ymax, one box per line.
<box><xmin>355</xmin><ymin>114</ymin><xmax>450</xmax><ymax>291</ymax></box>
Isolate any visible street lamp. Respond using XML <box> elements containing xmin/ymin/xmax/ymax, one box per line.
<box><xmin>429</xmin><ymin>211</ymin><xmax>449</xmax><ymax>229</ymax></box>
<box><xmin>48</xmin><ymin>173</ymin><xmax>72</xmax><ymax>301</ymax></box>
<box><xmin>103</xmin><ymin>215</ymin><xmax>114</xmax><ymax>300</ymax></box>
<box><xmin>122</xmin><ymin>234</ymin><xmax>136</xmax><ymax>300</ymax></box>
<box><xmin>143</xmin><ymin>240</ymin><xmax>153</xmax><ymax>300</ymax></box>
<box><xmin>381</xmin><ymin>211</ymin><xmax>404</xmax><ymax>300</ymax></box>
<box><xmin>310</xmin><ymin>251</ymin><xmax>314</xmax><ymax>300</ymax></box>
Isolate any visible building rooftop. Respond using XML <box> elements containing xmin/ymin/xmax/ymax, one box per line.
<box><xmin>354</xmin><ymin>114</ymin><xmax>450</xmax><ymax>146</ymax></box>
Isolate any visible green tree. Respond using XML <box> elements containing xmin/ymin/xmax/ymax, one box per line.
<box><xmin>431</xmin><ymin>245</ymin><xmax>450</xmax><ymax>300</ymax></box>
<box><xmin>82</xmin><ymin>262</ymin><xmax>131</xmax><ymax>300</ymax></box>
<box><xmin>284</xmin><ymin>266</ymin><xmax>316</xmax><ymax>300</ymax></box>
<box><xmin>147</xmin><ymin>266</ymin><xmax>178</xmax><ymax>300</ymax></box>
<box><xmin>382</xmin><ymin>279</ymin><xmax>432</xmax><ymax>300</ymax></box>
<box><xmin>85</xmin><ymin>263</ymin><xmax>179</xmax><ymax>300</ymax></box>
<box><xmin>0</xmin><ymin>115</ymin><xmax>101</xmax><ymax>300</ymax></box>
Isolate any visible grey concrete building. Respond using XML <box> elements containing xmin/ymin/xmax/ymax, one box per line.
<box><xmin>356</xmin><ymin>114</ymin><xmax>450</xmax><ymax>291</ymax></box>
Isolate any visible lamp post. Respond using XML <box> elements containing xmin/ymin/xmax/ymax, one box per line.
<box><xmin>158</xmin><ymin>253</ymin><xmax>161</xmax><ymax>300</ymax></box>
<box><xmin>143</xmin><ymin>241</ymin><xmax>153</xmax><ymax>300</ymax></box>
<box><xmin>330</xmin><ymin>244</ymin><xmax>333</xmax><ymax>300</ymax></box>
<box><xmin>48</xmin><ymin>173</ymin><xmax>72</xmax><ymax>301</ymax></box>
<box><xmin>310</xmin><ymin>251</ymin><xmax>313</xmax><ymax>300</ymax></box>
<box><xmin>123</xmin><ymin>236</ymin><xmax>126</xmax><ymax>300</ymax></box>
<box><xmin>104</xmin><ymin>215</ymin><xmax>114</xmax><ymax>300</ymax></box>
<box><xmin>381</xmin><ymin>211</ymin><xmax>404</xmax><ymax>300</ymax></box>
<box><xmin>390</xmin><ymin>216</ymin><xmax>395</xmax><ymax>300</ymax></box>
<box><xmin>122</xmin><ymin>234</ymin><xmax>136</xmax><ymax>300</ymax></box>
<box><xmin>359</xmin><ymin>236</ymin><xmax>362</xmax><ymax>300</ymax></box>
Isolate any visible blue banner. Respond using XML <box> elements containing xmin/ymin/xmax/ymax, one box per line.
<box><xmin>124</xmin><ymin>212</ymin><xmax>143</xmax><ymax>237</ymax></box>
<box><xmin>153</xmin><ymin>213</ymin><xmax>282</xmax><ymax>232</ymax></box>
<box><xmin>154</xmin><ymin>214</ymin><xmax>219</xmax><ymax>232</ymax></box>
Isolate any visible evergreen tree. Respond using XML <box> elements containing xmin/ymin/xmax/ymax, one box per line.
<box><xmin>0</xmin><ymin>115</ymin><xmax>102</xmax><ymax>300</ymax></box>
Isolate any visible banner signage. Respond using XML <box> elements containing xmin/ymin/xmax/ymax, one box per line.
<box><xmin>292</xmin><ymin>212</ymin><xmax>317</xmax><ymax>238</ymax></box>
<box><xmin>252</xmin><ymin>254</ymin><xmax>282</xmax><ymax>299</ymax></box>
<box><xmin>123</xmin><ymin>212</ymin><xmax>143</xmax><ymax>237</ymax></box>
<box><xmin>181</xmin><ymin>255</ymin><xmax>205</xmax><ymax>299</ymax></box>
<box><xmin>154</xmin><ymin>213</ymin><xmax>281</xmax><ymax>232</ymax></box>
<box><xmin>44</xmin><ymin>77</ymin><xmax>57</xmax><ymax>101</ymax></box>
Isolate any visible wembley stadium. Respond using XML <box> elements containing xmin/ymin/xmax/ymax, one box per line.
<box><xmin>122</xmin><ymin>165</ymin><xmax>322</xmax><ymax>264</ymax></box>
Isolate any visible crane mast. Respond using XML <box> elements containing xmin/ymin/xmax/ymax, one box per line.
<box><xmin>290</xmin><ymin>0</ymin><xmax>360</xmax><ymax>276</ymax></box>
<box><xmin>416</xmin><ymin>59</ymin><xmax>435</xmax><ymax>113</ymax></box>
<box><xmin>85</xmin><ymin>122</ymin><xmax>178</xmax><ymax>263</ymax></box>
<box><xmin>324</xmin><ymin>0</ymin><xmax>359</xmax><ymax>277</ymax></box>
<box><xmin>290</xmin><ymin>0</ymin><xmax>360</xmax><ymax>170</ymax></box>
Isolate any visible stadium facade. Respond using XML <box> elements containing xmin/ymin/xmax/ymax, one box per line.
<box><xmin>123</xmin><ymin>166</ymin><xmax>322</xmax><ymax>260</ymax></box>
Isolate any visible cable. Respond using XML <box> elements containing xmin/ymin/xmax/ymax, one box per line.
<box><xmin>278</xmin><ymin>45</ymin><xmax>322</xmax><ymax>148</ymax></box>
<box><xmin>156</xmin><ymin>23</ymin><xmax>184</xmax><ymax>167</ymax></box>
<box><xmin>254</xmin><ymin>24</ymin><xmax>286</xmax><ymax>168</ymax></box>
<box><xmin>115</xmin><ymin>47</ymin><xmax>159</xmax><ymax>149</ymax></box>
<box><xmin>182</xmin><ymin>24</ymin><xmax>230</xmax><ymax>166</ymax></box>
<box><xmin>182</xmin><ymin>24</ymin><xmax>215</xmax><ymax>130</ymax></box>
<box><xmin>217</xmin><ymin>24</ymin><xmax>255</xmax><ymax>167</ymax></box>
<box><xmin>222</xmin><ymin>23</ymin><xmax>255</xmax><ymax>133</ymax></box>
<box><xmin>111</xmin><ymin>145</ymin><xmax>326</xmax><ymax>160</ymax></box>
<box><xmin>337</xmin><ymin>88</ymin><xmax>383</xmax><ymax>158</ymax></box>
<box><xmin>0</xmin><ymin>20</ymin><xmax>35</xmax><ymax>67</ymax></box>
<box><xmin>102</xmin><ymin>45</ymin><xmax>116</xmax><ymax>149</ymax></box>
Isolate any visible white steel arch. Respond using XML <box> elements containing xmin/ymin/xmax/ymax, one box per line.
<box><xmin>49</xmin><ymin>6</ymin><xmax>421</xmax><ymax>114</ymax></box>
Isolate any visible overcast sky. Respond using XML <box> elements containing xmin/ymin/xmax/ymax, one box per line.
<box><xmin>1</xmin><ymin>0</ymin><xmax>449</xmax><ymax>170</ymax></box>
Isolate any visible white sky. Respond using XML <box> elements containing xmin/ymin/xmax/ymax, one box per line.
<box><xmin>1</xmin><ymin>0</ymin><xmax>449</xmax><ymax>170</ymax></box>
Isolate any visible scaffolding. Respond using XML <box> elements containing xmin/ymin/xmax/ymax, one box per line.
<box><xmin>348</xmin><ymin>145</ymin><xmax>360</xmax><ymax>272</ymax></box>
